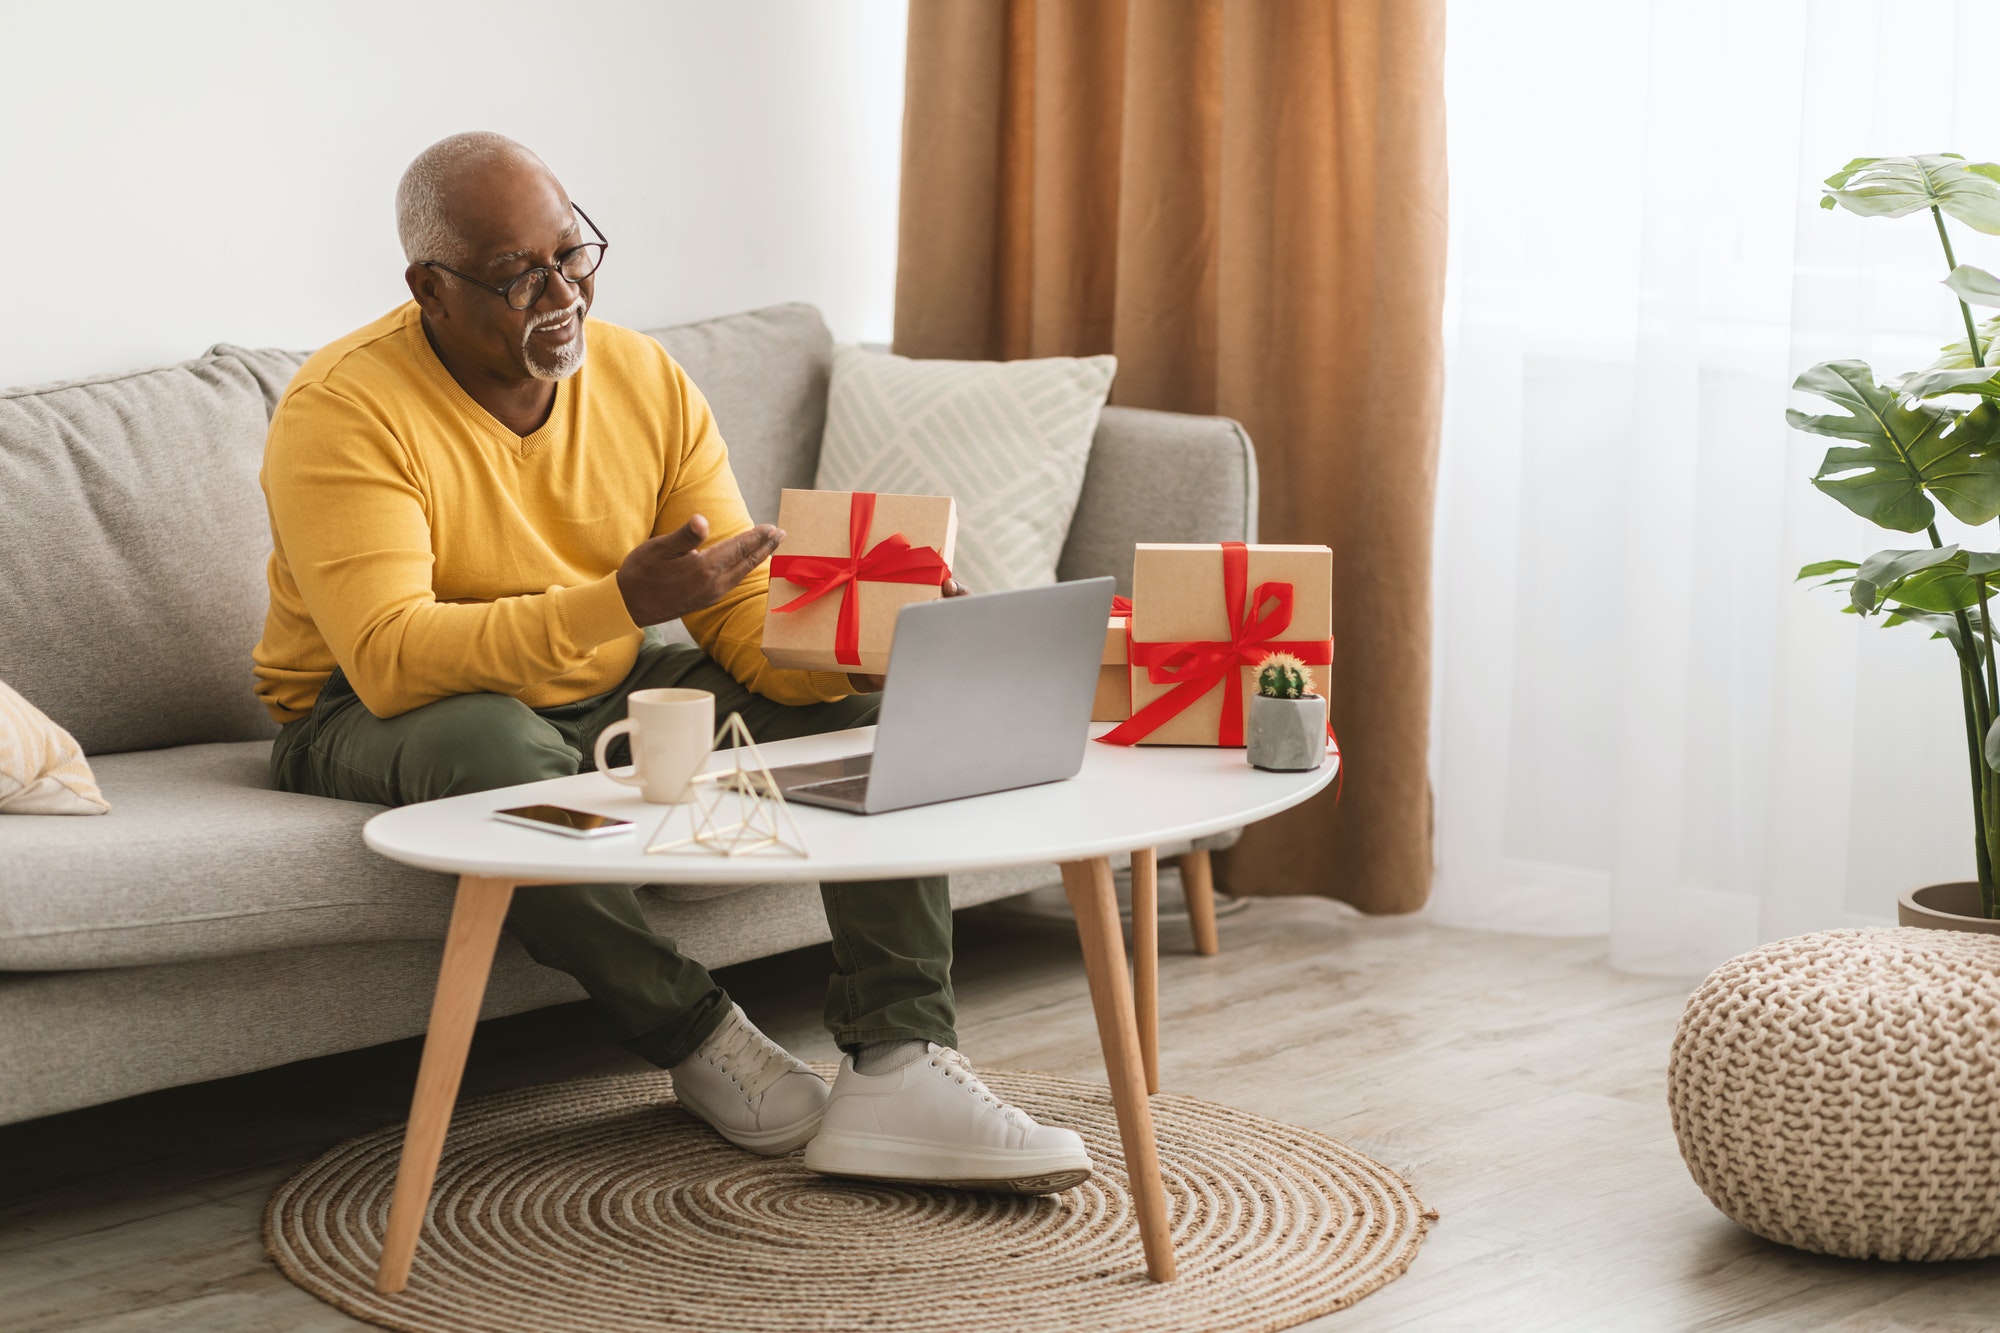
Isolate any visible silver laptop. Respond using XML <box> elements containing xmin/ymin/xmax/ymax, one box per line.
<box><xmin>767</xmin><ymin>577</ymin><xmax>1115</xmax><ymax>814</ymax></box>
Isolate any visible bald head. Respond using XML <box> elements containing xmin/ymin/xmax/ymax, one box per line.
<box><xmin>396</xmin><ymin>131</ymin><xmax>557</xmax><ymax>266</ymax></box>
<box><xmin>398</xmin><ymin>132</ymin><xmax>597</xmax><ymax>388</ymax></box>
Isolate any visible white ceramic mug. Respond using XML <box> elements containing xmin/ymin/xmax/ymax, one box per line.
<box><xmin>593</xmin><ymin>688</ymin><xmax>714</xmax><ymax>804</ymax></box>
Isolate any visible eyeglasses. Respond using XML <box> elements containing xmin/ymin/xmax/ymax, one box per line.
<box><xmin>419</xmin><ymin>204</ymin><xmax>609</xmax><ymax>311</ymax></box>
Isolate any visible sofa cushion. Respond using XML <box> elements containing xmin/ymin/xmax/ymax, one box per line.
<box><xmin>0</xmin><ymin>740</ymin><xmax>880</xmax><ymax>970</ymax></box>
<box><xmin>203</xmin><ymin>343</ymin><xmax>312</xmax><ymax>414</ymax></box>
<box><xmin>0</xmin><ymin>857</ymin><xmax>1088</xmax><ymax>1124</ymax></box>
<box><xmin>1057</xmin><ymin>405</ymin><xmax>1260</xmax><ymax>593</ymax></box>
<box><xmin>0</xmin><ymin>347</ymin><xmax>307</xmax><ymax>756</ymax></box>
<box><xmin>0</xmin><ymin>742</ymin><xmax>451</xmax><ymax>969</ymax></box>
<box><xmin>642</xmin><ymin>304</ymin><xmax>832</xmax><ymax>525</ymax></box>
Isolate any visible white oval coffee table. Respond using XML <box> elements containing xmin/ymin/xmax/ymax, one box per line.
<box><xmin>363</xmin><ymin>723</ymin><xmax>1338</xmax><ymax>1293</ymax></box>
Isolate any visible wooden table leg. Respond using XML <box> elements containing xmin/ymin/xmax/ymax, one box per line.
<box><xmin>1061</xmin><ymin>856</ymin><xmax>1176</xmax><ymax>1282</ymax></box>
<box><xmin>1130</xmin><ymin>848</ymin><xmax>1160</xmax><ymax>1095</ymax></box>
<box><xmin>1175</xmin><ymin>849</ymin><xmax>1221</xmax><ymax>956</ymax></box>
<box><xmin>375</xmin><ymin>875</ymin><xmax>516</xmax><ymax>1295</ymax></box>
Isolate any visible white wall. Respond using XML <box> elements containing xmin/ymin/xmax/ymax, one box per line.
<box><xmin>0</xmin><ymin>0</ymin><xmax>907</xmax><ymax>387</ymax></box>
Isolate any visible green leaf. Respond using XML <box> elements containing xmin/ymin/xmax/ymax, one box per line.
<box><xmin>1901</xmin><ymin>363</ymin><xmax>2000</xmax><ymax>401</ymax></box>
<box><xmin>1820</xmin><ymin>154</ymin><xmax>2000</xmax><ymax>234</ymax></box>
<box><xmin>1791</xmin><ymin>361</ymin><xmax>2000</xmax><ymax>529</ymax></box>
<box><xmin>1850</xmin><ymin>545</ymin><xmax>1961</xmax><ymax>612</ymax></box>
<box><xmin>1924</xmin><ymin>314</ymin><xmax>2000</xmax><ymax>371</ymax></box>
<box><xmin>1983</xmin><ymin>715</ymin><xmax>2000</xmax><ymax>772</ymax></box>
<box><xmin>1856</xmin><ymin>546</ymin><xmax>1960</xmax><ymax>581</ymax></box>
<box><xmin>1830</xmin><ymin>546</ymin><xmax>2000</xmax><ymax>640</ymax></box>
<box><xmin>1946</xmin><ymin>264</ymin><xmax>2000</xmax><ymax>307</ymax></box>
<box><xmin>1885</xmin><ymin>563</ymin><xmax>1993</xmax><ymax>614</ymax></box>
<box><xmin>1797</xmin><ymin>558</ymin><xmax>1860</xmax><ymax>579</ymax></box>
<box><xmin>1879</xmin><ymin>606</ymin><xmax>1992</xmax><ymax>664</ymax></box>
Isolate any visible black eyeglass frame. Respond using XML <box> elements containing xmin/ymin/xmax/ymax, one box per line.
<box><xmin>418</xmin><ymin>203</ymin><xmax>609</xmax><ymax>310</ymax></box>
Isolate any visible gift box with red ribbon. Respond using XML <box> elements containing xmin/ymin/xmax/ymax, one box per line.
<box><xmin>1099</xmin><ymin>542</ymin><xmax>1333</xmax><ymax>747</ymax></box>
<box><xmin>1093</xmin><ymin>595</ymin><xmax>1134</xmax><ymax>722</ymax></box>
<box><xmin>761</xmin><ymin>488</ymin><xmax>957</xmax><ymax>676</ymax></box>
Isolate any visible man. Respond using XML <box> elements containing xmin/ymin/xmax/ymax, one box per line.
<box><xmin>253</xmin><ymin>131</ymin><xmax>1090</xmax><ymax>1192</ymax></box>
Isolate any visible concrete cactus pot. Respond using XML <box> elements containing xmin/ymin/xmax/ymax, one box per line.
<box><xmin>1898</xmin><ymin>881</ymin><xmax>2000</xmax><ymax>935</ymax></box>
<box><xmin>1246</xmin><ymin>693</ymin><xmax>1326</xmax><ymax>772</ymax></box>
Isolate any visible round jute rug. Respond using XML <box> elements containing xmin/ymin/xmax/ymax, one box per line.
<box><xmin>266</xmin><ymin>1065</ymin><xmax>1432</xmax><ymax>1333</ymax></box>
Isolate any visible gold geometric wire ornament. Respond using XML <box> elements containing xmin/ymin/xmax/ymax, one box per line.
<box><xmin>644</xmin><ymin>712</ymin><xmax>811</xmax><ymax>859</ymax></box>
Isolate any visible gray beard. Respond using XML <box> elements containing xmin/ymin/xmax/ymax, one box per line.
<box><xmin>524</xmin><ymin>323</ymin><xmax>586</xmax><ymax>381</ymax></box>
<box><xmin>522</xmin><ymin>300</ymin><xmax>588</xmax><ymax>381</ymax></box>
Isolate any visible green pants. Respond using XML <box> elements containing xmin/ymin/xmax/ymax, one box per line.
<box><xmin>272</xmin><ymin>636</ymin><xmax>956</xmax><ymax>1067</ymax></box>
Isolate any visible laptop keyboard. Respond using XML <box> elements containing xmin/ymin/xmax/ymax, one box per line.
<box><xmin>794</xmin><ymin>775</ymin><xmax>872</xmax><ymax>801</ymax></box>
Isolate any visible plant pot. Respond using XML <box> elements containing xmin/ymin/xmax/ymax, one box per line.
<box><xmin>1898</xmin><ymin>881</ymin><xmax>2000</xmax><ymax>935</ymax></box>
<box><xmin>1246</xmin><ymin>693</ymin><xmax>1326</xmax><ymax>772</ymax></box>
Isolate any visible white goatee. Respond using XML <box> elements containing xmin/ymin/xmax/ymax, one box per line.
<box><xmin>522</xmin><ymin>298</ymin><xmax>588</xmax><ymax>381</ymax></box>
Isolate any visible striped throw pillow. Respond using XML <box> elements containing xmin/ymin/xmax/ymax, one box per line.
<box><xmin>814</xmin><ymin>345</ymin><xmax>1116</xmax><ymax>593</ymax></box>
<box><xmin>0</xmin><ymin>679</ymin><xmax>109</xmax><ymax>814</ymax></box>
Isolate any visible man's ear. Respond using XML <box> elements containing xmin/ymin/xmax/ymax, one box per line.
<box><xmin>405</xmin><ymin>264</ymin><xmax>447</xmax><ymax>319</ymax></box>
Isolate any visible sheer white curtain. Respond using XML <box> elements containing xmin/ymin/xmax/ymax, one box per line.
<box><xmin>1431</xmin><ymin>0</ymin><xmax>2000</xmax><ymax>973</ymax></box>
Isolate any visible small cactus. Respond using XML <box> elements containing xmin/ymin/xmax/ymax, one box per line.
<box><xmin>1255</xmin><ymin>652</ymin><xmax>1314</xmax><ymax>699</ymax></box>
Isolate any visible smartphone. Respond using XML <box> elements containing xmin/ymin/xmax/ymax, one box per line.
<box><xmin>492</xmin><ymin>804</ymin><xmax>635</xmax><ymax>838</ymax></box>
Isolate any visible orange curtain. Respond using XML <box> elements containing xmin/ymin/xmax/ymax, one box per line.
<box><xmin>895</xmin><ymin>0</ymin><xmax>1447</xmax><ymax>913</ymax></box>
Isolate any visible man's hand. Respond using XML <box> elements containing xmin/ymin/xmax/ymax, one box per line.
<box><xmin>845</xmin><ymin>577</ymin><xmax>971</xmax><ymax>694</ymax></box>
<box><xmin>617</xmin><ymin>514</ymin><xmax>785</xmax><ymax>628</ymax></box>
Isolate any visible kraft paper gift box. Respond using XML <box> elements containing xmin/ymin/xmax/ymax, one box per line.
<box><xmin>1092</xmin><ymin>596</ymin><xmax>1133</xmax><ymax>722</ymax></box>
<box><xmin>760</xmin><ymin>488</ymin><xmax>957</xmax><ymax>676</ymax></box>
<box><xmin>1106</xmin><ymin>542</ymin><xmax>1333</xmax><ymax>747</ymax></box>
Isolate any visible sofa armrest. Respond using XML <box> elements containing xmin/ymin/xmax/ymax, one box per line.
<box><xmin>1055</xmin><ymin>405</ymin><xmax>1260</xmax><ymax>595</ymax></box>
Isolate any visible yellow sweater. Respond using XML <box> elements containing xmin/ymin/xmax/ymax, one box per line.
<box><xmin>252</xmin><ymin>303</ymin><xmax>851</xmax><ymax>723</ymax></box>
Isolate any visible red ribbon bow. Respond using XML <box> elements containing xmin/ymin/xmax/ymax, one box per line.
<box><xmin>1098</xmin><ymin>542</ymin><xmax>1334</xmax><ymax>749</ymax></box>
<box><xmin>769</xmin><ymin>491</ymin><xmax>952</xmax><ymax>667</ymax></box>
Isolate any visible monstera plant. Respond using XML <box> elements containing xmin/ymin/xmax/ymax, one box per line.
<box><xmin>1795</xmin><ymin>154</ymin><xmax>2000</xmax><ymax>923</ymax></box>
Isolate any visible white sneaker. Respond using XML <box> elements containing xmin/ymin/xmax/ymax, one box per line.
<box><xmin>668</xmin><ymin>1005</ymin><xmax>828</xmax><ymax>1155</ymax></box>
<box><xmin>803</xmin><ymin>1044</ymin><xmax>1093</xmax><ymax>1193</ymax></box>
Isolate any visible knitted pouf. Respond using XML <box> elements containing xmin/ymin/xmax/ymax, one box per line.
<box><xmin>1669</xmin><ymin>927</ymin><xmax>2000</xmax><ymax>1260</ymax></box>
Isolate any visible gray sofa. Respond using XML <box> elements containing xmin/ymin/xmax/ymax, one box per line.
<box><xmin>0</xmin><ymin>303</ymin><xmax>1258</xmax><ymax>1126</ymax></box>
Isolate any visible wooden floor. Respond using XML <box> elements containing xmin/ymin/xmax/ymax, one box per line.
<box><xmin>3</xmin><ymin>894</ymin><xmax>1997</xmax><ymax>1332</ymax></box>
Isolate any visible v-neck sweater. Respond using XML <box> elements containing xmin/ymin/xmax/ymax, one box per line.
<box><xmin>252</xmin><ymin>302</ymin><xmax>850</xmax><ymax>722</ymax></box>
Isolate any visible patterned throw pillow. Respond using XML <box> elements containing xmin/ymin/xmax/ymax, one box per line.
<box><xmin>0</xmin><ymin>679</ymin><xmax>109</xmax><ymax>814</ymax></box>
<box><xmin>813</xmin><ymin>345</ymin><xmax>1116</xmax><ymax>593</ymax></box>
